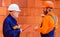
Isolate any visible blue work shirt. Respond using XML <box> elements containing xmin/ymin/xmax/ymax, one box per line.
<box><xmin>3</xmin><ymin>14</ymin><xmax>20</xmax><ymax>37</ymax></box>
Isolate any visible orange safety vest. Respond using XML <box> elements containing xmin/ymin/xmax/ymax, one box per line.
<box><xmin>37</xmin><ymin>12</ymin><xmax>58</xmax><ymax>34</ymax></box>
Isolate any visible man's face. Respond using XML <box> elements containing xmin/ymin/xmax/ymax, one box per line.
<box><xmin>13</xmin><ymin>11</ymin><xmax>20</xmax><ymax>18</ymax></box>
<box><xmin>43</xmin><ymin>7</ymin><xmax>48</xmax><ymax>15</ymax></box>
<box><xmin>43</xmin><ymin>7</ymin><xmax>53</xmax><ymax>15</ymax></box>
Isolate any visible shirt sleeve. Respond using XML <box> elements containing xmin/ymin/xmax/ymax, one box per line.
<box><xmin>9</xmin><ymin>19</ymin><xmax>18</xmax><ymax>27</ymax></box>
<box><xmin>8</xmin><ymin>18</ymin><xmax>20</xmax><ymax>30</ymax></box>
<box><xmin>3</xmin><ymin>19</ymin><xmax>20</xmax><ymax>37</ymax></box>
<box><xmin>47</xmin><ymin>16</ymin><xmax>55</xmax><ymax>33</ymax></box>
<box><xmin>40</xmin><ymin>16</ymin><xmax>49</xmax><ymax>34</ymax></box>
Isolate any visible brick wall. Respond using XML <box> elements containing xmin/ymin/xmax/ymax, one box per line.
<box><xmin>0</xmin><ymin>0</ymin><xmax>60</xmax><ymax>37</ymax></box>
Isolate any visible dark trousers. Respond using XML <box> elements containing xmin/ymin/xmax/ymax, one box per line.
<box><xmin>41</xmin><ymin>29</ymin><xmax>55</xmax><ymax>37</ymax></box>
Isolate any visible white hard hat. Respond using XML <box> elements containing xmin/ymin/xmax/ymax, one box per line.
<box><xmin>8</xmin><ymin>4</ymin><xmax>21</xmax><ymax>11</ymax></box>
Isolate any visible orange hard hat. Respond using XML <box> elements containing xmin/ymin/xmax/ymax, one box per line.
<box><xmin>43</xmin><ymin>1</ymin><xmax>54</xmax><ymax>8</ymax></box>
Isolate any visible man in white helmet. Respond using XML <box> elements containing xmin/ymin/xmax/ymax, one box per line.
<box><xmin>3</xmin><ymin>4</ymin><xmax>22</xmax><ymax>37</ymax></box>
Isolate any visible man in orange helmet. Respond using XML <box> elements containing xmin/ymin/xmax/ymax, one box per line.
<box><xmin>35</xmin><ymin>1</ymin><xmax>58</xmax><ymax>37</ymax></box>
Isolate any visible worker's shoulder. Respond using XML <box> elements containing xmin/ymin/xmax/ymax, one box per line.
<box><xmin>44</xmin><ymin>15</ymin><xmax>58</xmax><ymax>20</ymax></box>
<box><xmin>44</xmin><ymin>15</ymin><xmax>51</xmax><ymax>19</ymax></box>
<box><xmin>4</xmin><ymin>15</ymin><xmax>12</xmax><ymax>22</ymax></box>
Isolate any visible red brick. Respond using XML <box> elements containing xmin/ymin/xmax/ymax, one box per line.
<box><xmin>12</xmin><ymin>0</ymin><xmax>27</xmax><ymax>7</ymax></box>
<box><xmin>30</xmin><ymin>8</ymin><xmax>42</xmax><ymax>16</ymax></box>
<box><xmin>27</xmin><ymin>0</ymin><xmax>35</xmax><ymax>8</ymax></box>
<box><xmin>0</xmin><ymin>7</ymin><xmax>7</xmax><ymax>15</ymax></box>
<box><xmin>0</xmin><ymin>16</ymin><xmax>6</xmax><ymax>23</ymax></box>
<box><xmin>0</xmin><ymin>0</ymin><xmax>2</xmax><ymax>7</ymax></box>
<box><xmin>35</xmin><ymin>0</ymin><xmax>43</xmax><ymax>8</ymax></box>
<box><xmin>4</xmin><ymin>0</ymin><xmax>11</xmax><ymax>7</ymax></box>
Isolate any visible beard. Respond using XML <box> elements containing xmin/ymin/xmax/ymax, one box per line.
<box><xmin>44</xmin><ymin>10</ymin><xmax>48</xmax><ymax>15</ymax></box>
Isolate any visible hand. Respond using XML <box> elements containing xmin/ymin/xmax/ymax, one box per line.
<box><xmin>20</xmin><ymin>28</ymin><xmax>22</xmax><ymax>32</ymax></box>
<box><xmin>18</xmin><ymin>25</ymin><xmax>22</xmax><ymax>32</ymax></box>
<box><xmin>18</xmin><ymin>24</ymin><xmax>22</xmax><ymax>28</ymax></box>
<box><xmin>34</xmin><ymin>26</ymin><xmax>38</xmax><ymax>31</ymax></box>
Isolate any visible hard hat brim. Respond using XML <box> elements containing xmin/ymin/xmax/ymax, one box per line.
<box><xmin>8</xmin><ymin>9</ymin><xmax>21</xmax><ymax>12</ymax></box>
